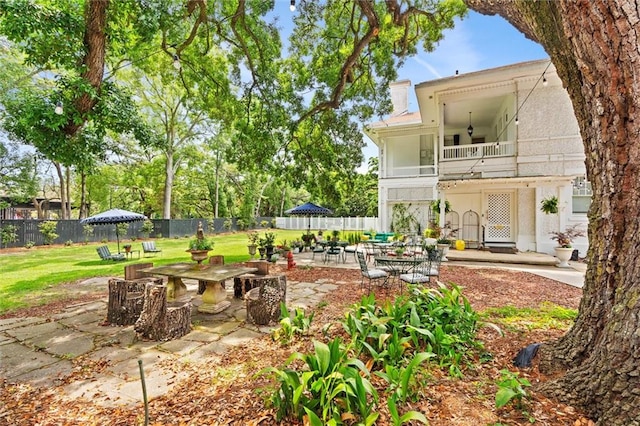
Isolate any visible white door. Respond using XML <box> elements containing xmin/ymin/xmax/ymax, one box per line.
<box><xmin>485</xmin><ymin>192</ymin><xmax>514</xmax><ymax>242</ymax></box>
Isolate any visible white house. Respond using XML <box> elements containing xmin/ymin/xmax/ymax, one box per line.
<box><xmin>364</xmin><ymin>59</ymin><xmax>589</xmax><ymax>256</ymax></box>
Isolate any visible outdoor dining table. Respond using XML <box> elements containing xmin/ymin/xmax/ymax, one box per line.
<box><xmin>374</xmin><ymin>255</ymin><xmax>424</xmax><ymax>276</ymax></box>
<box><xmin>140</xmin><ymin>263</ymin><xmax>257</xmax><ymax>314</ymax></box>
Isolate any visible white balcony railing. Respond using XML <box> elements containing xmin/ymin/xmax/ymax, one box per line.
<box><xmin>387</xmin><ymin>165</ymin><xmax>437</xmax><ymax>178</ymax></box>
<box><xmin>442</xmin><ymin>140</ymin><xmax>515</xmax><ymax>161</ymax></box>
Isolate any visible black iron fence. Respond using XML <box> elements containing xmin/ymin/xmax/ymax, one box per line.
<box><xmin>0</xmin><ymin>217</ymin><xmax>274</xmax><ymax>249</ymax></box>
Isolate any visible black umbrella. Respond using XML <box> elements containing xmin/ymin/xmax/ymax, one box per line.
<box><xmin>80</xmin><ymin>208</ymin><xmax>147</xmax><ymax>253</ymax></box>
<box><xmin>285</xmin><ymin>202</ymin><xmax>333</xmax><ymax>235</ymax></box>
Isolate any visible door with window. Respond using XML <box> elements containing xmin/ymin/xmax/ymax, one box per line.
<box><xmin>485</xmin><ymin>192</ymin><xmax>514</xmax><ymax>242</ymax></box>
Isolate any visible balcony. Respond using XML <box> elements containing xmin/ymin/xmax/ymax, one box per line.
<box><xmin>385</xmin><ymin>165</ymin><xmax>437</xmax><ymax>178</ymax></box>
<box><xmin>442</xmin><ymin>140</ymin><xmax>515</xmax><ymax>161</ymax></box>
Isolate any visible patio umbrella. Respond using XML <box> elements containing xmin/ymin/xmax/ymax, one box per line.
<box><xmin>285</xmin><ymin>202</ymin><xmax>333</xmax><ymax>235</ymax></box>
<box><xmin>80</xmin><ymin>208</ymin><xmax>147</xmax><ymax>253</ymax></box>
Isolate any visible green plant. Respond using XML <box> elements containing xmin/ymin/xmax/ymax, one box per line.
<box><xmin>38</xmin><ymin>221</ymin><xmax>59</xmax><ymax>245</ymax></box>
<box><xmin>550</xmin><ymin>224</ymin><xmax>585</xmax><ymax>248</ymax></box>
<box><xmin>272</xmin><ymin>304</ymin><xmax>314</xmax><ymax>345</ymax></box>
<box><xmin>260</xmin><ymin>338</ymin><xmax>378</xmax><ymax>424</ymax></box>
<box><xmin>82</xmin><ymin>225</ymin><xmax>94</xmax><ymax>244</ymax></box>
<box><xmin>436</xmin><ymin>237</ymin><xmax>452</xmax><ymax>245</ymax></box>
<box><xmin>331</xmin><ymin>229</ymin><xmax>340</xmax><ymax>241</ymax></box>
<box><xmin>431</xmin><ymin>199</ymin><xmax>451</xmax><ymax>215</ymax></box>
<box><xmin>0</xmin><ymin>224</ymin><xmax>18</xmax><ymax>247</ymax></box>
<box><xmin>25</xmin><ymin>240</ymin><xmax>34</xmax><ymax>249</ymax></box>
<box><xmin>263</xmin><ymin>232</ymin><xmax>276</xmax><ymax>247</ymax></box>
<box><xmin>64</xmin><ymin>240</ymin><xmax>73</xmax><ymax>246</ymax></box>
<box><xmin>224</xmin><ymin>218</ymin><xmax>233</xmax><ymax>231</ymax></box>
<box><xmin>116</xmin><ymin>222</ymin><xmax>129</xmax><ymax>237</ymax></box>
<box><xmin>130</xmin><ymin>235</ymin><xmax>137</xmax><ymax>241</ymax></box>
<box><xmin>188</xmin><ymin>237</ymin><xmax>214</xmax><ymax>251</ymax></box>
<box><xmin>140</xmin><ymin>219</ymin><xmax>154</xmax><ymax>237</ymax></box>
<box><xmin>236</xmin><ymin>218</ymin><xmax>247</xmax><ymax>231</ymax></box>
<box><xmin>247</xmin><ymin>231</ymin><xmax>259</xmax><ymax>245</ymax></box>
<box><xmin>387</xmin><ymin>395</ymin><xmax>429</xmax><ymax>426</ymax></box>
<box><xmin>540</xmin><ymin>196</ymin><xmax>558</xmax><ymax>214</ymax></box>
<box><xmin>495</xmin><ymin>369</ymin><xmax>531</xmax><ymax>409</ymax></box>
<box><xmin>260</xmin><ymin>220</ymin><xmax>269</xmax><ymax>228</ymax></box>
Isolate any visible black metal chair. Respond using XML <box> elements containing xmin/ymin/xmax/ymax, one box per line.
<box><xmin>356</xmin><ymin>251</ymin><xmax>389</xmax><ymax>293</ymax></box>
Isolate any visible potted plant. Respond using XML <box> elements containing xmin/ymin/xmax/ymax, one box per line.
<box><xmin>257</xmin><ymin>238</ymin><xmax>267</xmax><ymax>260</ymax></box>
<box><xmin>550</xmin><ymin>224</ymin><xmax>585</xmax><ymax>267</ymax></box>
<box><xmin>279</xmin><ymin>239</ymin><xmax>291</xmax><ymax>257</ymax></box>
<box><xmin>541</xmin><ymin>196</ymin><xmax>559</xmax><ymax>214</ymax></box>
<box><xmin>436</xmin><ymin>237</ymin><xmax>452</xmax><ymax>261</ymax></box>
<box><xmin>247</xmin><ymin>231</ymin><xmax>259</xmax><ymax>259</ymax></box>
<box><xmin>187</xmin><ymin>222</ymin><xmax>214</xmax><ymax>266</ymax></box>
<box><xmin>263</xmin><ymin>231</ymin><xmax>277</xmax><ymax>261</ymax></box>
<box><xmin>123</xmin><ymin>244</ymin><xmax>132</xmax><ymax>253</ymax></box>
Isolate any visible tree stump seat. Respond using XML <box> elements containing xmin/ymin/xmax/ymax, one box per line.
<box><xmin>124</xmin><ymin>262</ymin><xmax>154</xmax><ymax>280</ymax></box>
<box><xmin>245</xmin><ymin>274</ymin><xmax>287</xmax><ymax>325</ymax></box>
<box><xmin>107</xmin><ymin>277</ymin><xmax>162</xmax><ymax>326</ymax></box>
<box><xmin>233</xmin><ymin>273</ymin><xmax>280</xmax><ymax>299</ymax></box>
<box><xmin>134</xmin><ymin>282</ymin><xmax>192</xmax><ymax>341</ymax></box>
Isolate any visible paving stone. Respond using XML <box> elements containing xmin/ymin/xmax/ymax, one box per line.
<box><xmin>0</xmin><ymin>316</ymin><xmax>47</xmax><ymax>332</ymax></box>
<box><xmin>27</xmin><ymin>328</ymin><xmax>95</xmax><ymax>358</ymax></box>
<box><xmin>181</xmin><ymin>329</ymin><xmax>221</xmax><ymax>343</ymax></box>
<box><xmin>0</xmin><ymin>334</ymin><xmax>15</xmax><ymax>345</ymax></box>
<box><xmin>219</xmin><ymin>328</ymin><xmax>263</xmax><ymax>347</ymax></box>
<box><xmin>186</xmin><ymin>341</ymin><xmax>230</xmax><ymax>360</ymax></box>
<box><xmin>0</xmin><ymin>342</ymin><xmax>59</xmax><ymax>378</ymax></box>
<box><xmin>315</xmin><ymin>283</ymin><xmax>339</xmax><ymax>292</ymax></box>
<box><xmin>13</xmin><ymin>358</ymin><xmax>74</xmax><ymax>387</ymax></box>
<box><xmin>52</xmin><ymin>301</ymin><xmax>107</xmax><ymax>319</ymax></box>
<box><xmin>233</xmin><ymin>308</ymin><xmax>247</xmax><ymax>322</ymax></box>
<box><xmin>108</xmin><ymin>349</ymin><xmax>175</xmax><ymax>380</ymax></box>
<box><xmin>62</xmin><ymin>375</ymin><xmax>139</xmax><ymax>408</ymax></box>
<box><xmin>198</xmin><ymin>321</ymin><xmax>240</xmax><ymax>335</ymax></box>
<box><xmin>6</xmin><ymin>321</ymin><xmax>64</xmax><ymax>342</ymax></box>
<box><xmin>158</xmin><ymin>339</ymin><xmax>203</xmax><ymax>356</ymax></box>
<box><xmin>293</xmin><ymin>282</ymin><xmax>320</xmax><ymax>290</ymax></box>
<box><xmin>88</xmin><ymin>346</ymin><xmax>140</xmax><ymax>364</ymax></box>
<box><xmin>58</xmin><ymin>311</ymin><xmax>106</xmax><ymax>327</ymax></box>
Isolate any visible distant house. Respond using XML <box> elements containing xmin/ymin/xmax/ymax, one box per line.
<box><xmin>364</xmin><ymin>59</ymin><xmax>589</xmax><ymax>255</ymax></box>
<box><xmin>0</xmin><ymin>196</ymin><xmax>63</xmax><ymax>220</ymax></box>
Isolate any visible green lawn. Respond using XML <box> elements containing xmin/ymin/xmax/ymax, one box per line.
<box><xmin>0</xmin><ymin>229</ymin><xmax>303</xmax><ymax>314</ymax></box>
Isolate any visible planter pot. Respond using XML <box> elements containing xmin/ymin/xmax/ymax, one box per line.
<box><xmin>265</xmin><ymin>245</ymin><xmax>275</xmax><ymax>261</ymax></box>
<box><xmin>554</xmin><ymin>247</ymin><xmax>573</xmax><ymax>268</ymax></box>
<box><xmin>437</xmin><ymin>243</ymin><xmax>450</xmax><ymax>261</ymax></box>
<box><xmin>187</xmin><ymin>249</ymin><xmax>210</xmax><ymax>266</ymax></box>
<box><xmin>258</xmin><ymin>247</ymin><xmax>266</xmax><ymax>260</ymax></box>
<box><xmin>247</xmin><ymin>244</ymin><xmax>257</xmax><ymax>259</ymax></box>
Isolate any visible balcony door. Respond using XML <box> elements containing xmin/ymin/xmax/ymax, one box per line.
<box><xmin>485</xmin><ymin>192</ymin><xmax>514</xmax><ymax>242</ymax></box>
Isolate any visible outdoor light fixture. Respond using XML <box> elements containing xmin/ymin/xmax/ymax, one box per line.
<box><xmin>290</xmin><ymin>0</ymin><xmax>295</xmax><ymax>11</ymax></box>
<box><xmin>467</xmin><ymin>112</ymin><xmax>473</xmax><ymax>137</ymax></box>
<box><xmin>172</xmin><ymin>54</ymin><xmax>181</xmax><ymax>70</ymax></box>
<box><xmin>54</xmin><ymin>100</ymin><xmax>63</xmax><ymax>115</ymax></box>
<box><xmin>542</xmin><ymin>74</ymin><xmax>548</xmax><ymax>86</ymax></box>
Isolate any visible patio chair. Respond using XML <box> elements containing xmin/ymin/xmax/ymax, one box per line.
<box><xmin>97</xmin><ymin>245</ymin><xmax>126</xmax><ymax>261</ymax></box>
<box><xmin>324</xmin><ymin>245</ymin><xmax>343</xmax><ymax>264</ymax></box>
<box><xmin>142</xmin><ymin>241</ymin><xmax>162</xmax><ymax>257</ymax></box>
<box><xmin>412</xmin><ymin>248</ymin><xmax>443</xmax><ymax>281</ymax></box>
<box><xmin>398</xmin><ymin>254</ymin><xmax>432</xmax><ymax>288</ymax></box>
<box><xmin>356</xmin><ymin>251</ymin><xmax>389</xmax><ymax>293</ymax></box>
<box><xmin>311</xmin><ymin>244</ymin><xmax>325</xmax><ymax>260</ymax></box>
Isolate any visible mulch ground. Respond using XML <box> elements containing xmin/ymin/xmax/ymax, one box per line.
<box><xmin>0</xmin><ymin>263</ymin><xmax>594</xmax><ymax>425</ymax></box>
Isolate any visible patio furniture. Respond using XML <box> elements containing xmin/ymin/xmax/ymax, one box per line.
<box><xmin>97</xmin><ymin>245</ymin><xmax>126</xmax><ymax>261</ymax></box>
<box><xmin>412</xmin><ymin>248</ymin><xmax>444</xmax><ymax>281</ymax></box>
<box><xmin>134</xmin><ymin>282</ymin><xmax>192</xmax><ymax>341</ymax></box>
<box><xmin>142</xmin><ymin>241</ymin><xmax>162</xmax><ymax>257</ymax></box>
<box><xmin>124</xmin><ymin>262</ymin><xmax>154</xmax><ymax>280</ymax></box>
<box><xmin>106</xmin><ymin>276</ymin><xmax>162</xmax><ymax>326</ymax></box>
<box><xmin>356</xmin><ymin>251</ymin><xmax>389</xmax><ymax>293</ymax></box>
<box><xmin>245</xmin><ymin>274</ymin><xmax>287</xmax><ymax>325</ymax></box>
<box><xmin>198</xmin><ymin>255</ymin><xmax>224</xmax><ymax>294</ymax></box>
<box><xmin>398</xmin><ymin>255</ymin><xmax>432</xmax><ymax>287</ymax></box>
<box><xmin>324</xmin><ymin>243</ymin><xmax>343</xmax><ymax>264</ymax></box>
<box><xmin>311</xmin><ymin>244</ymin><xmax>325</xmax><ymax>260</ymax></box>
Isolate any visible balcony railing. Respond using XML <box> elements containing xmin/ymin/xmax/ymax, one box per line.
<box><xmin>442</xmin><ymin>140</ymin><xmax>515</xmax><ymax>161</ymax></box>
<box><xmin>386</xmin><ymin>165</ymin><xmax>436</xmax><ymax>178</ymax></box>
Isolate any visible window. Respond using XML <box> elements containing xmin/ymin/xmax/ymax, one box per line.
<box><xmin>572</xmin><ymin>177</ymin><xmax>592</xmax><ymax>213</ymax></box>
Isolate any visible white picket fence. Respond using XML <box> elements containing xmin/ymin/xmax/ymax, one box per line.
<box><xmin>275</xmin><ymin>216</ymin><xmax>378</xmax><ymax>232</ymax></box>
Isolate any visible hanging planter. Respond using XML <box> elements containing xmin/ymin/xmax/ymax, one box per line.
<box><xmin>540</xmin><ymin>196</ymin><xmax>559</xmax><ymax>214</ymax></box>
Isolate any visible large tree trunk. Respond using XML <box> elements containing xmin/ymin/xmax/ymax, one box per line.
<box><xmin>163</xmin><ymin>150</ymin><xmax>174</xmax><ymax>219</ymax></box>
<box><xmin>465</xmin><ymin>1</ymin><xmax>640</xmax><ymax>424</ymax></box>
<box><xmin>53</xmin><ymin>161</ymin><xmax>67</xmax><ymax>220</ymax></box>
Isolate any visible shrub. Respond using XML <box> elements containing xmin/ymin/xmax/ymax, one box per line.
<box><xmin>64</xmin><ymin>240</ymin><xmax>73</xmax><ymax>246</ymax></box>
<box><xmin>140</xmin><ymin>219</ymin><xmax>154</xmax><ymax>237</ymax></box>
<box><xmin>38</xmin><ymin>221</ymin><xmax>59</xmax><ymax>245</ymax></box>
<box><xmin>82</xmin><ymin>225</ymin><xmax>94</xmax><ymax>244</ymax></box>
<box><xmin>0</xmin><ymin>224</ymin><xmax>18</xmax><ymax>247</ymax></box>
<box><xmin>25</xmin><ymin>241</ymin><xmax>34</xmax><ymax>249</ymax></box>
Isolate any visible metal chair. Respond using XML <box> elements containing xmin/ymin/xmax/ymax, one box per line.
<box><xmin>398</xmin><ymin>254</ymin><xmax>432</xmax><ymax>288</ymax></box>
<box><xmin>356</xmin><ymin>251</ymin><xmax>389</xmax><ymax>293</ymax></box>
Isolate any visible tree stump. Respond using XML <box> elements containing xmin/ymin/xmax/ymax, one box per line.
<box><xmin>134</xmin><ymin>282</ymin><xmax>192</xmax><ymax>340</ymax></box>
<box><xmin>107</xmin><ymin>277</ymin><xmax>161</xmax><ymax>326</ymax></box>
<box><xmin>124</xmin><ymin>262</ymin><xmax>153</xmax><ymax>280</ymax></box>
<box><xmin>245</xmin><ymin>274</ymin><xmax>287</xmax><ymax>325</ymax></box>
<box><xmin>233</xmin><ymin>273</ymin><xmax>280</xmax><ymax>298</ymax></box>
<box><xmin>246</xmin><ymin>260</ymin><xmax>270</xmax><ymax>275</ymax></box>
<box><xmin>198</xmin><ymin>255</ymin><xmax>225</xmax><ymax>294</ymax></box>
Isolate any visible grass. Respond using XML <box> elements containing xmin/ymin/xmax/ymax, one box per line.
<box><xmin>480</xmin><ymin>302</ymin><xmax>578</xmax><ymax>332</ymax></box>
<box><xmin>0</xmin><ymin>229</ymin><xmax>304</xmax><ymax>314</ymax></box>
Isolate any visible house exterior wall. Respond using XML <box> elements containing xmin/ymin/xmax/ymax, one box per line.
<box><xmin>366</xmin><ymin>60</ymin><xmax>589</xmax><ymax>255</ymax></box>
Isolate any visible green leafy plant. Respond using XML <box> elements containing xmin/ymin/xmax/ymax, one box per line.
<box><xmin>82</xmin><ymin>224</ymin><xmax>94</xmax><ymax>244</ymax></box>
<box><xmin>0</xmin><ymin>224</ymin><xmax>18</xmax><ymax>247</ymax></box>
<box><xmin>272</xmin><ymin>304</ymin><xmax>314</xmax><ymax>345</ymax></box>
<box><xmin>540</xmin><ymin>196</ymin><xmax>558</xmax><ymax>214</ymax></box>
<box><xmin>38</xmin><ymin>221</ymin><xmax>59</xmax><ymax>245</ymax></box>
<box><xmin>261</xmin><ymin>338</ymin><xmax>378</xmax><ymax>425</ymax></box>
<box><xmin>223</xmin><ymin>218</ymin><xmax>233</xmax><ymax>231</ymax></box>
<box><xmin>188</xmin><ymin>237</ymin><xmax>214</xmax><ymax>251</ymax></box>
<box><xmin>140</xmin><ymin>219</ymin><xmax>154</xmax><ymax>237</ymax></box>
<box><xmin>116</xmin><ymin>222</ymin><xmax>129</xmax><ymax>238</ymax></box>
<box><xmin>495</xmin><ymin>369</ymin><xmax>531</xmax><ymax>409</ymax></box>
<box><xmin>247</xmin><ymin>231</ymin><xmax>259</xmax><ymax>246</ymax></box>
<box><xmin>263</xmin><ymin>232</ymin><xmax>276</xmax><ymax>247</ymax></box>
<box><xmin>24</xmin><ymin>240</ymin><xmax>34</xmax><ymax>249</ymax></box>
<box><xmin>64</xmin><ymin>240</ymin><xmax>73</xmax><ymax>246</ymax></box>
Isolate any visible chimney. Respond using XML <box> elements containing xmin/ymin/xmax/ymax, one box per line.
<box><xmin>389</xmin><ymin>80</ymin><xmax>411</xmax><ymax>117</ymax></box>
